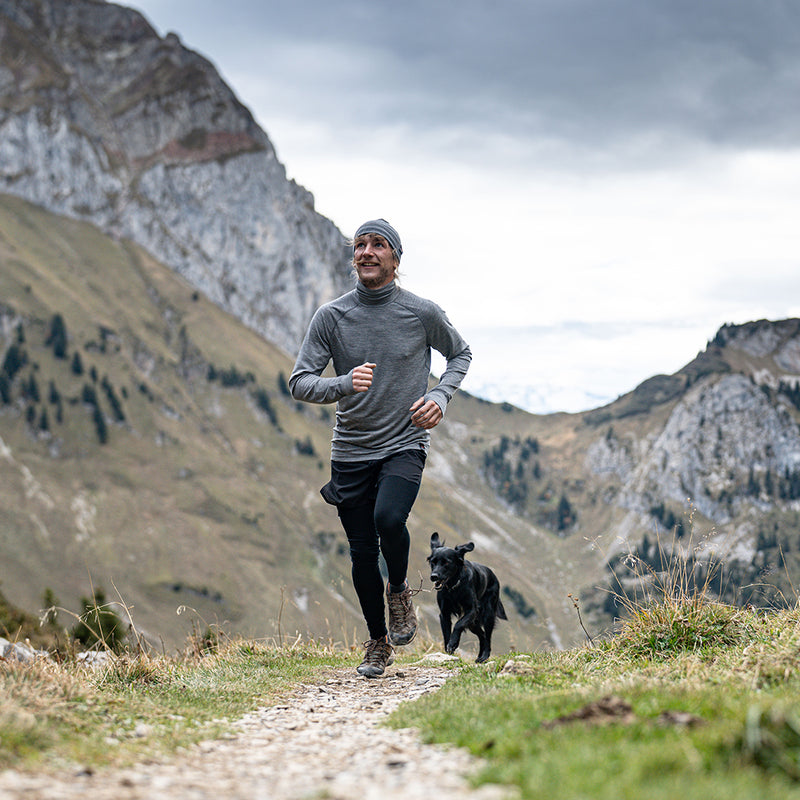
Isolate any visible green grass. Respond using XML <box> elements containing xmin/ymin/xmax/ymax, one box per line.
<box><xmin>389</xmin><ymin>605</ymin><xmax>800</xmax><ymax>799</ymax></box>
<box><xmin>7</xmin><ymin>592</ymin><xmax>800</xmax><ymax>798</ymax></box>
<box><xmin>0</xmin><ymin>639</ymin><xmax>353</xmax><ymax>771</ymax></box>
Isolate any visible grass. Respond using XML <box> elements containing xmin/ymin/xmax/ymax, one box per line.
<box><xmin>0</xmin><ymin>637</ymin><xmax>354</xmax><ymax>772</ymax></box>
<box><xmin>389</xmin><ymin>604</ymin><xmax>800</xmax><ymax>799</ymax></box>
<box><xmin>6</xmin><ymin>565</ymin><xmax>800</xmax><ymax>798</ymax></box>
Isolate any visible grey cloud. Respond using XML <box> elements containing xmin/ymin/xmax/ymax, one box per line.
<box><xmin>135</xmin><ymin>0</ymin><xmax>800</xmax><ymax>164</ymax></box>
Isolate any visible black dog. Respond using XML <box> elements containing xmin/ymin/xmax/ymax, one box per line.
<box><xmin>427</xmin><ymin>532</ymin><xmax>507</xmax><ymax>663</ymax></box>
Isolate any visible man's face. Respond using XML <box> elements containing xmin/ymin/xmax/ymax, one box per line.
<box><xmin>353</xmin><ymin>233</ymin><xmax>396</xmax><ymax>289</ymax></box>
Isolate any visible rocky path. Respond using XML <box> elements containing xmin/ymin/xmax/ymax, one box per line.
<box><xmin>0</xmin><ymin>655</ymin><xmax>516</xmax><ymax>800</ymax></box>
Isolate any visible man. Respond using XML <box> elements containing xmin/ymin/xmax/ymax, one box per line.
<box><xmin>289</xmin><ymin>219</ymin><xmax>471</xmax><ymax>677</ymax></box>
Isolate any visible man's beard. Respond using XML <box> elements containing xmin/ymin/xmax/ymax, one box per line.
<box><xmin>356</xmin><ymin>265</ymin><xmax>394</xmax><ymax>288</ymax></box>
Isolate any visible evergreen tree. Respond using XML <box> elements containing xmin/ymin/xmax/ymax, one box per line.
<box><xmin>45</xmin><ymin>313</ymin><xmax>68</xmax><ymax>359</ymax></box>
<box><xmin>1</xmin><ymin>344</ymin><xmax>26</xmax><ymax>381</ymax></box>
<box><xmin>92</xmin><ymin>405</ymin><xmax>108</xmax><ymax>444</ymax></box>
<box><xmin>765</xmin><ymin>468</ymin><xmax>775</xmax><ymax>498</ymax></box>
<box><xmin>557</xmin><ymin>494</ymin><xmax>575</xmax><ymax>531</ymax></box>
<box><xmin>23</xmin><ymin>373</ymin><xmax>40</xmax><ymax>402</ymax></box>
<box><xmin>82</xmin><ymin>383</ymin><xmax>98</xmax><ymax>406</ymax></box>
<box><xmin>101</xmin><ymin>376</ymin><xmax>125</xmax><ymax>422</ymax></box>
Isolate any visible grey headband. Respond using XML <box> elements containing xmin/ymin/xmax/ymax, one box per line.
<box><xmin>354</xmin><ymin>219</ymin><xmax>403</xmax><ymax>261</ymax></box>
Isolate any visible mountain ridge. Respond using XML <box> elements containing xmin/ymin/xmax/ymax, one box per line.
<box><xmin>3</xmin><ymin>192</ymin><xmax>800</xmax><ymax>651</ymax></box>
<box><xmin>0</xmin><ymin>0</ymin><xmax>351</xmax><ymax>355</ymax></box>
<box><xmin>2</xmin><ymin>0</ymin><xmax>800</xmax><ymax>652</ymax></box>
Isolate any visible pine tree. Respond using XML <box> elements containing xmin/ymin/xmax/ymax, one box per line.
<box><xmin>1</xmin><ymin>344</ymin><xmax>26</xmax><ymax>381</ymax></box>
<box><xmin>45</xmin><ymin>313</ymin><xmax>68</xmax><ymax>359</ymax></box>
<box><xmin>71</xmin><ymin>351</ymin><xmax>84</xmax><ymax>376</ymax></box>
<box><xmin>92</xmin><ymin>405</ymin><xmax>108</xmax><ymax>444</ymax></box>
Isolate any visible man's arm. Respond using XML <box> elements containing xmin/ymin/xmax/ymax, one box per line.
<box><xmin>423</xmin><ymin>343</ymin><xmax>472</xmax><ymax>421</ymax></box>
<box><xmin>289</xmin><ymin>311</ymin><xmax>355</xmax><ymax>404</ymax></box>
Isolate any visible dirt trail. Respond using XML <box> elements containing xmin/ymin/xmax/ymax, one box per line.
<box><xmin>0</xmin><ymin>656</ymin><xmax>516</xmax><ymax>799</ymax></box>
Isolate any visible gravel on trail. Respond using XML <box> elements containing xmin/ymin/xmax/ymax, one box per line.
<box><xmin>0</xmin><ymin>655</ymin><xmax>517</xmax><ymax>800</ymax></box>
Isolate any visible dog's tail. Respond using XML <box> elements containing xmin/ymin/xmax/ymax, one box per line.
<box><xmin>497</xmin><ymin>598</ymin><xmax>508</xmax><ymax>620</ymax></box>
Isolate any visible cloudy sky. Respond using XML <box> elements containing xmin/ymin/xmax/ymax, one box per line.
<box><xmin>130</xmin><ymin>0</ymin><xmax>800</xmax><ymax>413</ymax></box>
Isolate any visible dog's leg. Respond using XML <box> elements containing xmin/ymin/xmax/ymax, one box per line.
<box><xmin>475</xmin><ymin>621</ymin><xmax>492</xmax><ymax>663</ymax></box>
<box><xmin>448</xmin><ymin>610</ymin><xmax>476</xmax><ymax>654</ymax></box>
<box><xmin>475</xmin><ymin>590</ymin><xmax>500</xmax><ymax>662</ymax></box>
<box><xmin>439</xmin><ymin>612</ymin><xmax>452</xmax><ymax>651</ymax></box>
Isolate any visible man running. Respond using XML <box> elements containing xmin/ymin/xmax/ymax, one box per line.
<box><xmin>289</xmin><ymin>218</ymin><xmax>471</xmax><ymax>676</ymax></box>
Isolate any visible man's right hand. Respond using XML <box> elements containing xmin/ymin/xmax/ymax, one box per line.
<box><xmin>352</xmin><ymin>362</ymin><xmax>376</xmax><ymax>393</ymax></box>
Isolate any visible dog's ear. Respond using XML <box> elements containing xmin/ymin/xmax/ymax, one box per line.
<box><xmin>456</xmin><ymin>542</ymin><xmax>475</xmax><ymax>556</ymax></box>
<box><xmin>430</xmin><ymin>531</ymin><xmax>442</xmax><ymax>550</ymax></box>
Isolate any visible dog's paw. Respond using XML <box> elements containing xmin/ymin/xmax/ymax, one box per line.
<box><xmin>446</xmin><ymin>639</ymin><xmax>459</xmax><ymax>654</ymax></box>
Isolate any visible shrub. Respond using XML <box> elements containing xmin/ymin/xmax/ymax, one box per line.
<box><xmin>71</xmin><ymin>589</ymin><xmax>126</xmax><ymax>652</ymax></box>
<box><xmin>295</xmin><ymin>436</ymin><xmax>316</xmax><ymax>456</ymax></box>
<box><xmin>614</xmin><ymin>596</ymin><xmax>758</xmax><ymax>658</ymax></box>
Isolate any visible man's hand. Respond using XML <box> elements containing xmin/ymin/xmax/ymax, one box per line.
<box><xmin>352</xmin><ymin>362</ymin><xmax>376</xmax><ymax>393</ymax></box>
<box><xmin>410</xmin><ymin>397</ymin><xmax>443</xmax><ymax>429</ymax></box>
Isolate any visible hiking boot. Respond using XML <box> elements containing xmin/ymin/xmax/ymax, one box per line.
<box><xmin>386</xmin><ymin>582</ymin><xmax>417</xmax><ymax>645</ymax></box>
<box><xmin>357</xmin><ymin>637</ymin><xmax>394</xmax><ymax>678</ymax></box>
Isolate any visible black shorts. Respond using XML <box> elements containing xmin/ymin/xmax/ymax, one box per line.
<box><xmin>320</xmin><ymin>449</ymin><xmax>427</xmax><ymax>508</ymax></box>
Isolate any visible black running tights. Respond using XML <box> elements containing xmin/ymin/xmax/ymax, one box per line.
<box><xmin>337</xmin><ymin>476</ymin><xmax>421</xmax><ymax>641</ymax></box>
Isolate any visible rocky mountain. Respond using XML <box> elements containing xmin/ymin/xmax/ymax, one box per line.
<box><xmin>0</xmin><ymin>193</ymin><xmax>548</xmax><ymax>653</ymax></box>
<box><xmin>0</xmin><ymin>0</ymin><xmax>351</xmax><ymax>354</ymax></box>
<box><xmin>3</xmin><ymin>193</ymin><xmax>800</xmax><ymax>652</ymax></box>
<box><xmin>2</xmin><ymin>0</ymin><xmax>800</xmax><ymax>655</ymax></box>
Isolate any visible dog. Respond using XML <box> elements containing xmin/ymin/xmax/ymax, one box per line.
<box><xmin>427</xmin><ymin>532</ymin><xmax>507</xmax><ymax>663</ymax></box>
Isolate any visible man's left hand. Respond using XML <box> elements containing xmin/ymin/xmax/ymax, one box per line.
<box><xmin>410</xmin><ymin>397</ymin><xmax>443</xmax><ymax>429</ymax></box>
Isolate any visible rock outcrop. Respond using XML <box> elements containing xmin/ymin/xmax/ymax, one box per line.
<box><xmin>0</xmin><ymin>0</ymin><xmax>352</xmax><ymax>353</ymax></box>
<box><xmin>586</xmin><ymin>319</ymin><xmax>800</xmax><ymax>530</ymax></box>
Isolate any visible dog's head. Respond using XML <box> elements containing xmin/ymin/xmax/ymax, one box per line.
<box><xmin>427</xmin><ymin>532</ymin><xmax>475</xmax><ymax>590</ymax></box>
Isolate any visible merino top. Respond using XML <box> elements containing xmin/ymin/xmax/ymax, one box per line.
<box><xmin>289</xmin><ymin>281</ymin><xmax>471</xmax><ymax>461</ymax></box>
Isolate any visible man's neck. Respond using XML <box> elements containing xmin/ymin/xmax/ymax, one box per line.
<box><xmin>356</xmin><ymin>280</ymin><xmax>396</xmax><ymax>304</ymax></box>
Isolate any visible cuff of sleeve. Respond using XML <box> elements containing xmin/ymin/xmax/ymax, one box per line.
<box><xmin>425</xmin><ymin>390</ymin><xmax>449</xmax><ymax>416</ymax></box>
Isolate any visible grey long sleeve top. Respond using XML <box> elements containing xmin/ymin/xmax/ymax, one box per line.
<box><xmin>289</xmin><ymin>281</ymin><xmax>472</xmax><ymax>461</ymax></box>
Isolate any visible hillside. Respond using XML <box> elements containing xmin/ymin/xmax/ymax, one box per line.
<box><xmin>3</xmin><ymin>194</ymin><xmax>800</xmax><ymax>651</ymax></box>
<box><xmin>0</xmin><ymin>193</ymin><xmax>553</xmax><ymax>651</ymax></box>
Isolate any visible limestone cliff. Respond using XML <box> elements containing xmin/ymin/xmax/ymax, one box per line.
<box><xmin>0</xmin><ymin>0</ymin><xmax>352</xmax><ymax>353</ymax></box>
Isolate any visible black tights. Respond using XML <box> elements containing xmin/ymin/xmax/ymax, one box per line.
<box><xmin>337</xmin><ymin>476</ymin><xmax>421</xmax><ymax>640</ymax></box>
